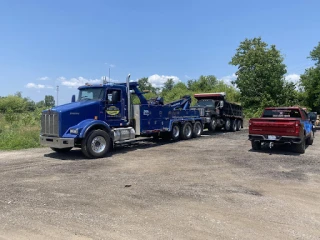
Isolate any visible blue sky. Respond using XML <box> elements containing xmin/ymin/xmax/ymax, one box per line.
<box><xmin>0</xmin><ymin>0</ymin><xmax>319</xmax><ymax>105</ymax></box>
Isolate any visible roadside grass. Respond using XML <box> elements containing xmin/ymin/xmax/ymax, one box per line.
<box><xmin>0</xmin><ymin>112</ymin><xmax>41</xmax><ymax>150</ymax></box>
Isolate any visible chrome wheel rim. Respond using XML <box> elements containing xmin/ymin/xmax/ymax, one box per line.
<box><xmin>185</xmin><ymin>125</ymin><xmax>192</xmax><ymax>137</ymax></box>
<box><xmin>195</xmin><ymin>123</ymin><xmax>202</xmax><ymax>135</ymax></box>
<box><xmin>91</xmin><ymin>136</ymin><xmax>107</xmax><ymax>154</ymax></box>
<box><xmin>172</xmin><ymin>126</ymin><xmax>180</xmax><ymax>138</ymax></box>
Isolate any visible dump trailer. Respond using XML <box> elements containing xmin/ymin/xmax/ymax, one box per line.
<box><xmin>40</xmin><ymin>75</ymin><xmax>203</xmax><ymax>158</ymax></box>
<box><xmin>190</xmin><ymin>92</ymin><xmax>243</xmax><ymax>132</ymax></box>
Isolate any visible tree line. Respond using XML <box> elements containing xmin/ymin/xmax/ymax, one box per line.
<box><xmin>1</xmin><ymin>37</ymin><xmax>320</xmax><ymax>118</ymax></box>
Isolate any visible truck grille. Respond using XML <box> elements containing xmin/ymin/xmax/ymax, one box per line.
<box><xmin>198</xmin><ymin>108</ymin><xmax>205</xmax><ymax>116</ymax></box>
<box><xmin>41</xmin><ymin>111</ymin><xmax>59</xmax><ymax>136</ymax></box>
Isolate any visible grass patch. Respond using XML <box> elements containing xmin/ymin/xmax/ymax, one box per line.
<box><xmin>0</xmin><ymin>112</ymin><xmax>42</xmax><ymax>150</ymax></box>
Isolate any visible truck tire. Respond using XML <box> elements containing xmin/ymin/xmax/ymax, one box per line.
<box><xmin>294</xmin><ymin>137</ymin><xmax>305</xmax><ymax>154</ymax></box>
<box><xmin>50</xmin><ymin>147</ymin><xmax>72</xmax><ymax>153</ymax></box>
<box><xmin>180</xmin><ymin>122</ymin><xmax>192</xmax><ymax>140</ymax></box>
<box><xmin>230</xmin><ymin>119</ymin><xmax>237</xmax><ymax>132</ymax></box>
<box><xmin>224</xmin><ymin>118</ymin><xmax>231</xmax><ymax>131</ymax></box>
<box><xmin>251</xmin><ymin>141</ymin><xmax>261</xmax><ymax>150</ymax></box>
<box><xmin>236</xmin><ymin>120</ymin><xmax>241</xmax><ymax>131</ymax></box>
<box><xmin>306</xmin><ymin>133</ymin><xmax>314</xmax><ymax>145</ymax></box>
<box><xmin>171</xmin><ymin>124</ymin><xmax>180</xmax><ymax>141</ymax></box>
<box><xmin>82</xmin><ymin>129</ymin><xmax>111</xmax><ymax>158</ymax></box>
<box><xmin>208</xmin><ymin>117</ymin><xmax>217</xmax><ymax>132</ymax></box>
<box><xmin>192</xmin><ymin>121</ymin><xmax>203</xmax><ymax>138</ymax></box>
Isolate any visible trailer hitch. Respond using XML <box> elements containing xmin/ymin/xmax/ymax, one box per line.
<box><xmin>269</xmin><ymin>142</ymin><xmax>274</xmax><ymax>149</ymax></box>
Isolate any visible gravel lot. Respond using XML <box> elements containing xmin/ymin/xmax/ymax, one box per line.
<box><xmin>0</xmin><ymin>129</ymin><xmax>319</xmax><ymax>240</ymax></box>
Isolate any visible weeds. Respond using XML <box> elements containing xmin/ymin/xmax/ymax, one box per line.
<box><xmin>0</xmin><ymin>112</ymin><xmax>41</xmax><ymax>150</ymax></box>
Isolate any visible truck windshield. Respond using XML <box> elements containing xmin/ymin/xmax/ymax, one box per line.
<box><xmin>262</xmin><ymin>109</ymin><xmax>301</xmax><ymax>118</ymax></box>
<box><xmin>78</xmin><ymin>87</ymin><xmax>104</xmax><ymax>101</ymax></box>
<box><xmin>196</xmin><ymin>99</ymin><xmax>215</xmax><ymax>107</ymax></box>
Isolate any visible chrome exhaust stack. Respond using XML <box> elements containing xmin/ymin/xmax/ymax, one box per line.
<box><xmin>126</xmin><ymin>74</ymin><xmax>131</xmax><ymax>125</ymax></box>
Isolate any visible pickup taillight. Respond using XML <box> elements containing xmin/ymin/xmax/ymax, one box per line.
<box><xmin>295</xmin><ymin>120</ymin><xmax>301</xmax><ymax>135</ymax></box>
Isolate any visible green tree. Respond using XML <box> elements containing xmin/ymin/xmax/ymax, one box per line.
<box><xmin>44</xmin><ymin>95</ymin><xmax>55</xmax><ymax>108</ymax></box>
<box><xmin>163</xmin><ymin>78</ymin><xmax>175</xmax><ymax>92</ymax></box>
<box><xmin>230</xmin><ymin>37</ymin><xmax>289</xmax><ymax>116</ymax></box>
<box><xmin>137</xmin><ymin>77</ymin><xmax>156</xmax><ymax>93</ymax></box>
<box><xmin>300</xmin><ymin>43</ymin><xmax>320</xmax><ymax>112</ymax></box>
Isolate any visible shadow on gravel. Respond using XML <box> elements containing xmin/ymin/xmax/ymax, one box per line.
<box><xmin>43</xmin><ymin>138</ymin><xmax>178</xmax><ymax>161</ymax></box>
<box><xmin>248</xmin><ymin>143</ymin><xmax>310</xmax><ymax>156</ymax></box>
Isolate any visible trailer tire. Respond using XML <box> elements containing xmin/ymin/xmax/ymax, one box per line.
<box><xmin>50</xmin><ymin>147</ymin><xmax>72</xmax><ymax>153</ymax></box>
<box><xmin>192</xmin><ymin>121</ymin><xmax>203</xmax><ymax>138</ymax></box>
<box><xmin>236</xmin><ymin>120</ymin><xmax>241</xmax><ymax>131</ymax></box>
<box><xmin>208</xmin><ymin>117</ymin><xmax>217</xmax><ymax>132</ymax></box>
<box><xmin>230</xmin><ymin>119</ymin><xmax>237</xmax><ymax>132</ymax></box>
<box><xmin>82</xmin><ymin>129</ymin><xmax>111</xmax><ymax>158</ymax></box>
<box><xmin>171</xmin><ymin>124</ymin><xmax>180</xmax><ymax>141</ymax></box>
<box><xmin>180</xmin><ymin>122</ymin><xmax>193</xmax><ymax>140</ymax></box>
<box><xmin>294</xmin><ymin>137</ymin><xmax>305</xmax><ymax>153</ymax></box>
<box><xmin>224</xmin><ymin>118</ymin><xmax>231</xmax><ymax>131</ymax></box>
<box><xmin>251</xmin><ymin>141</ymin><xmax>261</xmax><ymax>150</ymax></box>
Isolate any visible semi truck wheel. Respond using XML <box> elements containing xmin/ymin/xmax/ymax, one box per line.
<box><xmin>171</xmin><ymin>124</ymin><xmax>180</xmax><ymax>141</ymax></box>
<box><xmin>82</xmin><ymin>130</ymin><xmax>111</xmax><ymax>158</ymax></box>
<box><xmin>50</xmin><ymin>147</ymin><xmax>72</xmax><ymax>153</ymax></box>
<box><xmin>180</xmin><ymin>122</ymin><xmax>192</xmax><ymax>140</ymax></box>
<box><xmin>208</xmin><ymin>117</ymin><xmax>217</xmax><ymax>132</ymax></box>
<box><xmin>236</xmin><ymin>120</ymin><xmax>241</xmax><ymax>131</ymax></box>
<box><xmin>224</xmin><ymin>118</ymin><xmax>231</xmax><ymax>131</ymax></box>
<box><xmin>230</xmin><ymin>120</ymin><xmax>237</xmax><ymax>132</ymax></box>
<box><xmin>192</xmin><ymin>121</ymin><xmax>203</xmax><ymax>138</ymax></box>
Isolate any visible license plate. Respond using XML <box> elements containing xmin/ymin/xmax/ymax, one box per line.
<box><xmin>268</xmin><ymin>135</ymin><xmax>276</xmax><ymax>140</ymax></box>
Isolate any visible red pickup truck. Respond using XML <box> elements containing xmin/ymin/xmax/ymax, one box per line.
<box><xmin>248</xmin><ymin>107</ymin><xmax>314</xmax><ymax>153</ymax></box>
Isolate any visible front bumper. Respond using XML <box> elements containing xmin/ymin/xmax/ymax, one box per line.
<box><xmin>248</xmin><ymin>134</ymin><xmax>302</xmax><ymax>144</ymax></box>
<box><xmin>40</xmin><ymin>135</ymin><xmax>75</xmax><ymax>148</ymax></box>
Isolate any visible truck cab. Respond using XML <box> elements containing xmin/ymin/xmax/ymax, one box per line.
<box><xmin>40</xmin><ymin>75</ymin><xmax>203</xmax><ymax>158</ymax></box>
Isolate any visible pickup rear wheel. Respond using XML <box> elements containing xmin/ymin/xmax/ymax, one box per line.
<box><xmin>180</xmin><ymin>122</ymin><xmax>193</xmax><ymax>140</ymax></box>
<box><xmin>208</xmin><ymin>117</ymin><xmax>217</xmax><ymax>132</ymax></box>
<box><xmin>306</xmin><ymin>133</ymin><xmax>314</xmax><ymax>145</ymax></box>
<box><xmin>251</xmin><ymin>141</ymin><xmax>261</xmax><ymax>150</ymax></box>
<box><xmin>82</xmin><ymin>130</ymin><xmax>111</xmax><ymax>158</ymax></box>
<box><xmin>192</xmin><ymin>121</ymin><xmax>203</xmax><ymax>138</ymax></box>
<box><xmin>294</xmin><ymin>137</ymin><xmax>305</xmax><ymax>154</ymax></box>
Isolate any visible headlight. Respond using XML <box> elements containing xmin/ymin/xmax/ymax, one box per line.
<box><xmin>70</xmin><ymin>129</ymin><xmax>78</xmax><ymax>134</ymax></box>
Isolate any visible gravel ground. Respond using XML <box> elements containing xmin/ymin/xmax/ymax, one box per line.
<box><xmin>0</xmin><ymin>129</ymin><xmax>319</xmax><ymax>240</ymax></box>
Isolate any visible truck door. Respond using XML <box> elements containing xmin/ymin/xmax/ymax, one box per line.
<box><xmin>105</xmin><ymin>88</ymin><xmax>124</xmax><ymax>126</ymax></box>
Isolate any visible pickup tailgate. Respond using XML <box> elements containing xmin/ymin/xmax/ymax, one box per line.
<box><xmin>249</xmin><ymin>118</ymin><xmax>298</xmax><ymax>136</ymax></box>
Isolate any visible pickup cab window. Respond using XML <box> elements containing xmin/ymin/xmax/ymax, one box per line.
<box><xmin>262</xmin><ymin>109</ymin><xmax>301</xmax><ymax>118</ymax></box>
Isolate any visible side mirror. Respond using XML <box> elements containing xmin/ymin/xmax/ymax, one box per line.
<box><xmin>220</xmin><ymin>100</ymin><xmax>224</xmax><ymax>108</ymax></box>
<box><xmin>71</xmin><ymin>95</ymin><xmax>76</xmax><ymax>102</ymax></box>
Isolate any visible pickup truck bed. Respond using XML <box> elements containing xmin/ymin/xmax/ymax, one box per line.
<box><xmin>249</xmin><ymin>107</ymin><xmax>314</xmax><ymax>153</ymax></box>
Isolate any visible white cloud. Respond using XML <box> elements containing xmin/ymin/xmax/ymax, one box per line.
<box><xmin>148</xmin><ymin>74</ymin><xmax>180</xmax><ymax>88</ymax></box>
<box><xmin>57</xmin><ymin>76</ymin><xmax>117</xmax><ymax>88</ymax></box>
<box><xmin>25</xmin><ymin>83</ymin><xmax>53</xmax><ymax>89</ymax></box>
<box><xmin>219</xmin><ymin>73</ymin><xmax>237</xmax><ymax>85</ymax></box>
<box><xmin>185</xmin><ymin>75</ymin><xmax>191</xmax><ymax>79</ymax></box>
<box><xmin>104</xmin><ymin>63</ymin><xmax>116</xmax><ymax>68</ymax></box>
<box><xmin>38</xmin><ymin>76</ymin><xmax>49</xmax><ymax>81</ymax></box>
<box><xmin>285</xmin><ymin>74</ymin><xmax>300</xmax><ymax>83</ymax></box>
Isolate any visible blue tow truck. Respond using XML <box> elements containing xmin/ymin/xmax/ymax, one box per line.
<box><xmin>40</xmin><ymin>75</ymin><xmax>203</xmax><ymax>158</ymax></box>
